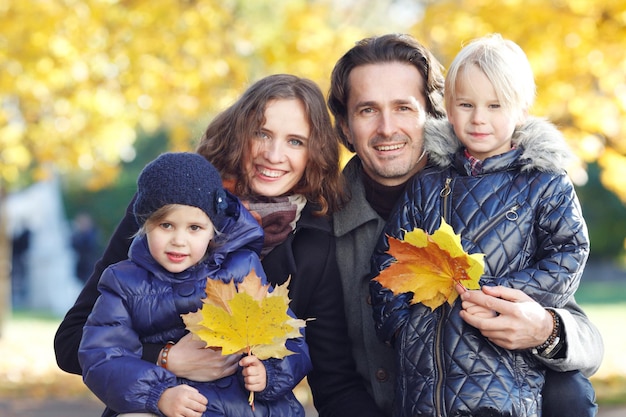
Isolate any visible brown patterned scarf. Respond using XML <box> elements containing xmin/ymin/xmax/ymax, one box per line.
<box><xmin>223</xmin><ymin>179</ymin><xmax>306</xmax><ymax>257</ymax></box>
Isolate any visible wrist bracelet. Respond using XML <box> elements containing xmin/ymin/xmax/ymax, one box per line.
<box><xmin>532</xmin><ymin>310</ymin><xmax>560</xmax><ymax>357</ymax></box>
<box><xmin>159</xmin><ymin>341</ymin><xmax>175</xmax><ymax>369</ymax></box>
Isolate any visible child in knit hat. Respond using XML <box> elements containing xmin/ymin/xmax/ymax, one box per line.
<box><xmin>78</xmin><ymin>152</ymin><xmax>311</xmax><ymax>417</ymax></box>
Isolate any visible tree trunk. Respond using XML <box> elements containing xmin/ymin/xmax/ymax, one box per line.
<box><xmin>0</xmin><ymin>185</ymin><xmax>11</xmax><ymax>338</ymax></box>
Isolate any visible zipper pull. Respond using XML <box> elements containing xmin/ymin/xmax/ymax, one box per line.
<box><xmin>506</xmin><ymin>204</ymin><xmax>520</xmax><ymax>221</ymax></box>
<box><xmin>440</xmin><ymin>178</ymin><xmax>452</xmax><ymax>197</ymax></box>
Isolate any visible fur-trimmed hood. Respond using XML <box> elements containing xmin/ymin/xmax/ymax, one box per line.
<box><xmin>423</xmin><ymin>116</ymin><xmax>575</xmax><ymax>173</ymax></box>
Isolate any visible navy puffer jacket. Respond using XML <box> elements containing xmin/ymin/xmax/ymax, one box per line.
<box><xmin>79</xmin><ymin>193</ymin><xmax>311</xmax><ymax>417</ymax></box>
<box><xmin>371</xmin><ymin>117</ymin><xmax>589</xmax><ymax>417</ymax></box>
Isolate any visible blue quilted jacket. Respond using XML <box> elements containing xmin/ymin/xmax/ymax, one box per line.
<box><xmin>79</xmin><ymin>193</ymin><xmax>311</xmax><ymax>417</ymax></box>
<box><xmin>371</xmin><ymin>117</ymin><xmax>589</xmax><ymax>417</ymax></box>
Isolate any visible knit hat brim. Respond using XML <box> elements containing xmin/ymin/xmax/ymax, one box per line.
<box><xmin>133</xmin><ymin>152</ymin><xmax>228</xmax><ymax>229</ymax></box>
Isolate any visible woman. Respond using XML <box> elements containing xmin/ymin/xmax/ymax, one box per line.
<box><xmin>55</xmin><ymin>74</ymin><xmax>385</xmax><ymax>417</ymax></box>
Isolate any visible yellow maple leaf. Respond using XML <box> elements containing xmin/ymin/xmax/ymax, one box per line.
<box><xmin>374</xmin><ymin>217</ymin><xmax>484</xmax><ymax>310</ymax></box>
<box><xmin>181</xmin><ymin>270</ymin><xmax>306</xmax><ymax>360</ymax></box>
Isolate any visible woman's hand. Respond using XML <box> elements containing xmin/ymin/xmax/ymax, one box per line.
<box><xmin>166</xmin><ymin>333</ymin><xmax>240</xmax><ymax>381</ymax></box>
<box><xmin>457</xmin><ymin>284</ymin><xmax>553</xmax><ymax>350</ymax></box>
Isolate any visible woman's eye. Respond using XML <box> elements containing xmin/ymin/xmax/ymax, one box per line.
<box><xmin>289</xmin><ymin>138</ymin><xmax>305</xmax><ymax>147</ymax></box>
<box><xmin>256</xmin><ymin>131</ymin><xmax>270</xmax><ymax>140</ymax></box>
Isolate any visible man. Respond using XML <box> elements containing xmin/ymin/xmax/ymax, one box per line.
<box><xmin>328</xmin><ymin>33</ymin><xmax>602</xmax><ymax>416</ymax></box>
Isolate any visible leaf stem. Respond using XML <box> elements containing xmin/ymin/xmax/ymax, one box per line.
<box><xmin>247</xmin><ymin>345</ymin><xmax>255</xmax><ymax>411</ymax></box>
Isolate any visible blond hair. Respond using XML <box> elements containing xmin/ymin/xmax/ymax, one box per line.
<box><xmin>445</xmin><ymin>34</ymin><xmax>535</xmax><ymax>115</ymax></box>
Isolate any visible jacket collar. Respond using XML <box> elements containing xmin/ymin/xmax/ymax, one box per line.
<box><xmin>424</xmin><ymin>116</ymin><xmax>575</xmax><ymax>174</ymax></box>
<box><xmin>334</xmin><ymin>156</ymin><xmax>382</xmax><ymax>238</ymax></box>
<box><xmin>453</xmin><ymin>147</ymin><xmax>523</xmax><ymax>176</ymax></box>
<box><xmin>128</xmin><ymin>234</ymin><xmax>206</xmax><ymax>283</ymax></box>
<box><xmin>296</xmin><ymin>201</ymin><xmax>332</xmax><ymax>234</ymax></box>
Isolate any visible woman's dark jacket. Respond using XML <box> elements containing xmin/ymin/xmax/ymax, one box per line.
<box><xmin>78</xmin><ymin>198</ymin><xmax>310</xmax><ymax>416</ymax></box>
<box><xmin>56</xmin><ymin>195</ymin><xmax>381</xmax><ymax>416</ymax></box>
<box><xmin>370</xmin><ymin>117</ymin><xmax>590</xmax><ymax>417</ymax></box>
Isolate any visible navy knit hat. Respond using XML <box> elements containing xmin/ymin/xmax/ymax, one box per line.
<box><xmin>133</xmin><ymin>152</ymin><xmax>228</xmax><ymax>229</ymax></box>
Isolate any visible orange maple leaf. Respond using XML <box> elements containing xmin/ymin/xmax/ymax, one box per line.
<box><xmin>374</xmin><ymin>217</ymin><xmax>484</xmax><ymax>310</ymax></box>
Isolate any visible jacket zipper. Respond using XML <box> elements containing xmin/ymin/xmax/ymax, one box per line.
<box><xmin>435</xmin><ymin>177</ymin><xmax>520</xmax><ymax>415</ymax></box>
<box><xmin>472</xmin><ymin>203</ymin><xmax>520</xmax><ymax>243</ymax></box>
<box><xmin>434</xmin><ymin>303</ymin><xmax>447</xmax><ymax>417</ymax></box>
<box><xmin>434</xmin><ymin>177</ymin><xmax>453</xmax><ymax>417</ymax></box>
<box><xmin>439</xmin><ymin>178</ymin><xmax>452</xmax><ymax>221</ymax></box>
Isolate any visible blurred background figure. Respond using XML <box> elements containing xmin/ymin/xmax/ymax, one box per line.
<box><xmin>6</xmin><ymin>176</ymin><xmax>82</xmax><ymax>315</ymax></box>
<box><xmin>10</xmin><ymin>224</ymin><xmax>31</xmax><ymax>310</ymax></box>
<box><xmin>70</xmin><ymin>213</ymin><xmax>100</xmax><ymax>284</ymax></box>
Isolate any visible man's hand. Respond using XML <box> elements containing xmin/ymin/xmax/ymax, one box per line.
<box><xmin>166</xmin><ymin>333</ymin><xmax>240</xmax><ymax>381</ymax></box>
<box><xmin>456</xmin><ymin>284</ymin><xmax>553</xmax><ymax>350</ymax></box>
<box><xmin>158</xmin><ymin>384</ymin><xmax>207</xmax><ymax>417</ymax></box>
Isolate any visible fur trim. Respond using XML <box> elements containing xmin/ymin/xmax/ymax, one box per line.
<box><xmin>423</xmin><ymin>116</ymin><xmax>575</xmax><ymax>173</ymax></box>
<box><xmin>423</xmin><ymin>117</ymin><xmax>460</xmax><ymax>167</ymax></box>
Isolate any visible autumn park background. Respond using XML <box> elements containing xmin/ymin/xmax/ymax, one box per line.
<box><xmin>1</xmin><ymin>0</ymin><xmax>625</xmax><ymax>415</ymax></box>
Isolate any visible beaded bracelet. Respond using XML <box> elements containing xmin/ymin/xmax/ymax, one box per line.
<box><xmin>159</xmin><ymin>341</ymin><xmax>175</xmax><ymax>369</ymax></box>
<box><xmin>532</xmin><ymin>310</ymin><xmax>561</xmax><ymax>357</ymax></box>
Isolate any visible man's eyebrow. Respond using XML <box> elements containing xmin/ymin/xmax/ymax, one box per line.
<box><xmin>354</xmin><ymin>100</ymin><xmax>378</xmax><ymax>108</ymax></box>
<box><xmin>354</xmin><ymin>99</ymin><xmax>415</xmax><ymax>107</ymax></box>
<box><xmin>394</xmin><ymin>99</ymin><xmax>416</xmax><ymax>106</ymax></box>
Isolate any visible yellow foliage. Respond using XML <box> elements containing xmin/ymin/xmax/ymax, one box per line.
<box><xmin>2</xmin><ymin>0</ymin><xmax>625</xmax><ymax>206</ymax></box>
<box><xmin>599</xmin><ymin>149</ymin><xmax>626</xmax><ymax>202</ymax></box>
<box><xmin>0</xmin><ymin>0</ymin><xmax>367</xmax><ymax>190</ymax></box>
<box><xmin>414</xmin><ymin>0</ymin><xmax>626</xmax><ymax>203</ymax></box>
<box><xmin>374</xmin><ymin>218</ymin><xmax>483</xmax><ymax>310</ymax></box>
<box><xmin>182</xmin><ymin>272</ymin><xmax>306</xmax><ymax>360</ymax></box>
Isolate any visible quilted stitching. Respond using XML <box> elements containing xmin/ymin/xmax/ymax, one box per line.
<box><xmin>372</xmin><ymin>124</ymin><xmax>588</xmax><ymax>416</ymax></box>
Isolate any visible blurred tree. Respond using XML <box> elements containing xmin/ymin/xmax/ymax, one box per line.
<box><xmin>0</xmin><ymin>0</ymin><xmax>372</xmax><ymax>192</ymax></box>
<box><xmin>62</xmin><ymin>129</ymin><xmax>170</xmax><ymax>242</ymax></box>
<box><xmin>7</xmin><ymin>0</ymin><xmax>621</xmax><ymax>200</ymax></box>
<box><xmin>576</xmin><ymin>163</ymin><xmax>626</xmax><ymax>261</ymax></box>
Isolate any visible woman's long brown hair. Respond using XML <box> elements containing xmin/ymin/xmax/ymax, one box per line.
<box><xmin>196</xmin><ymin>74</ymin><xmax>346</xmax><ymax>216</ymax></box>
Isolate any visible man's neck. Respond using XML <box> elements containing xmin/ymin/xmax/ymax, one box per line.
<box><xmin>361</xmin><ymin>171</ymin><xmax>408</xmax><ymax>221</ymax></box>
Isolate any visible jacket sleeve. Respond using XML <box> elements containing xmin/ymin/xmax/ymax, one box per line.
<box><xmin>491</xmin><ymin>175</ymin><xmax>589</xmax><ymax>308</ymax></box>
<box><xmin>210</xmin><ymin>248</ymin><xmax>268</xmax><ymax>284</ymax></box>
<box><xmin>370</xmin><ymin>194</ymin><xmax>420</xmax><ymax>347</ymax></box>
<box><xmin>253</xmin><ymin>328</ymin><xmax>312</xmax><ymax>401</ymax></box>
<box><xmin>54</xmin><ymin>196</ymin><xmax>142</xmax><ymax>374</ymax></box>
<box><xmin>78</xmin><ymin>267</ymin><xmax>176</xmax><ymax>414</ymax></box>
<box><xmin>538</xmin><ymin>298</ymin><xmax>604</xmax><ymax>377</ymax></box>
